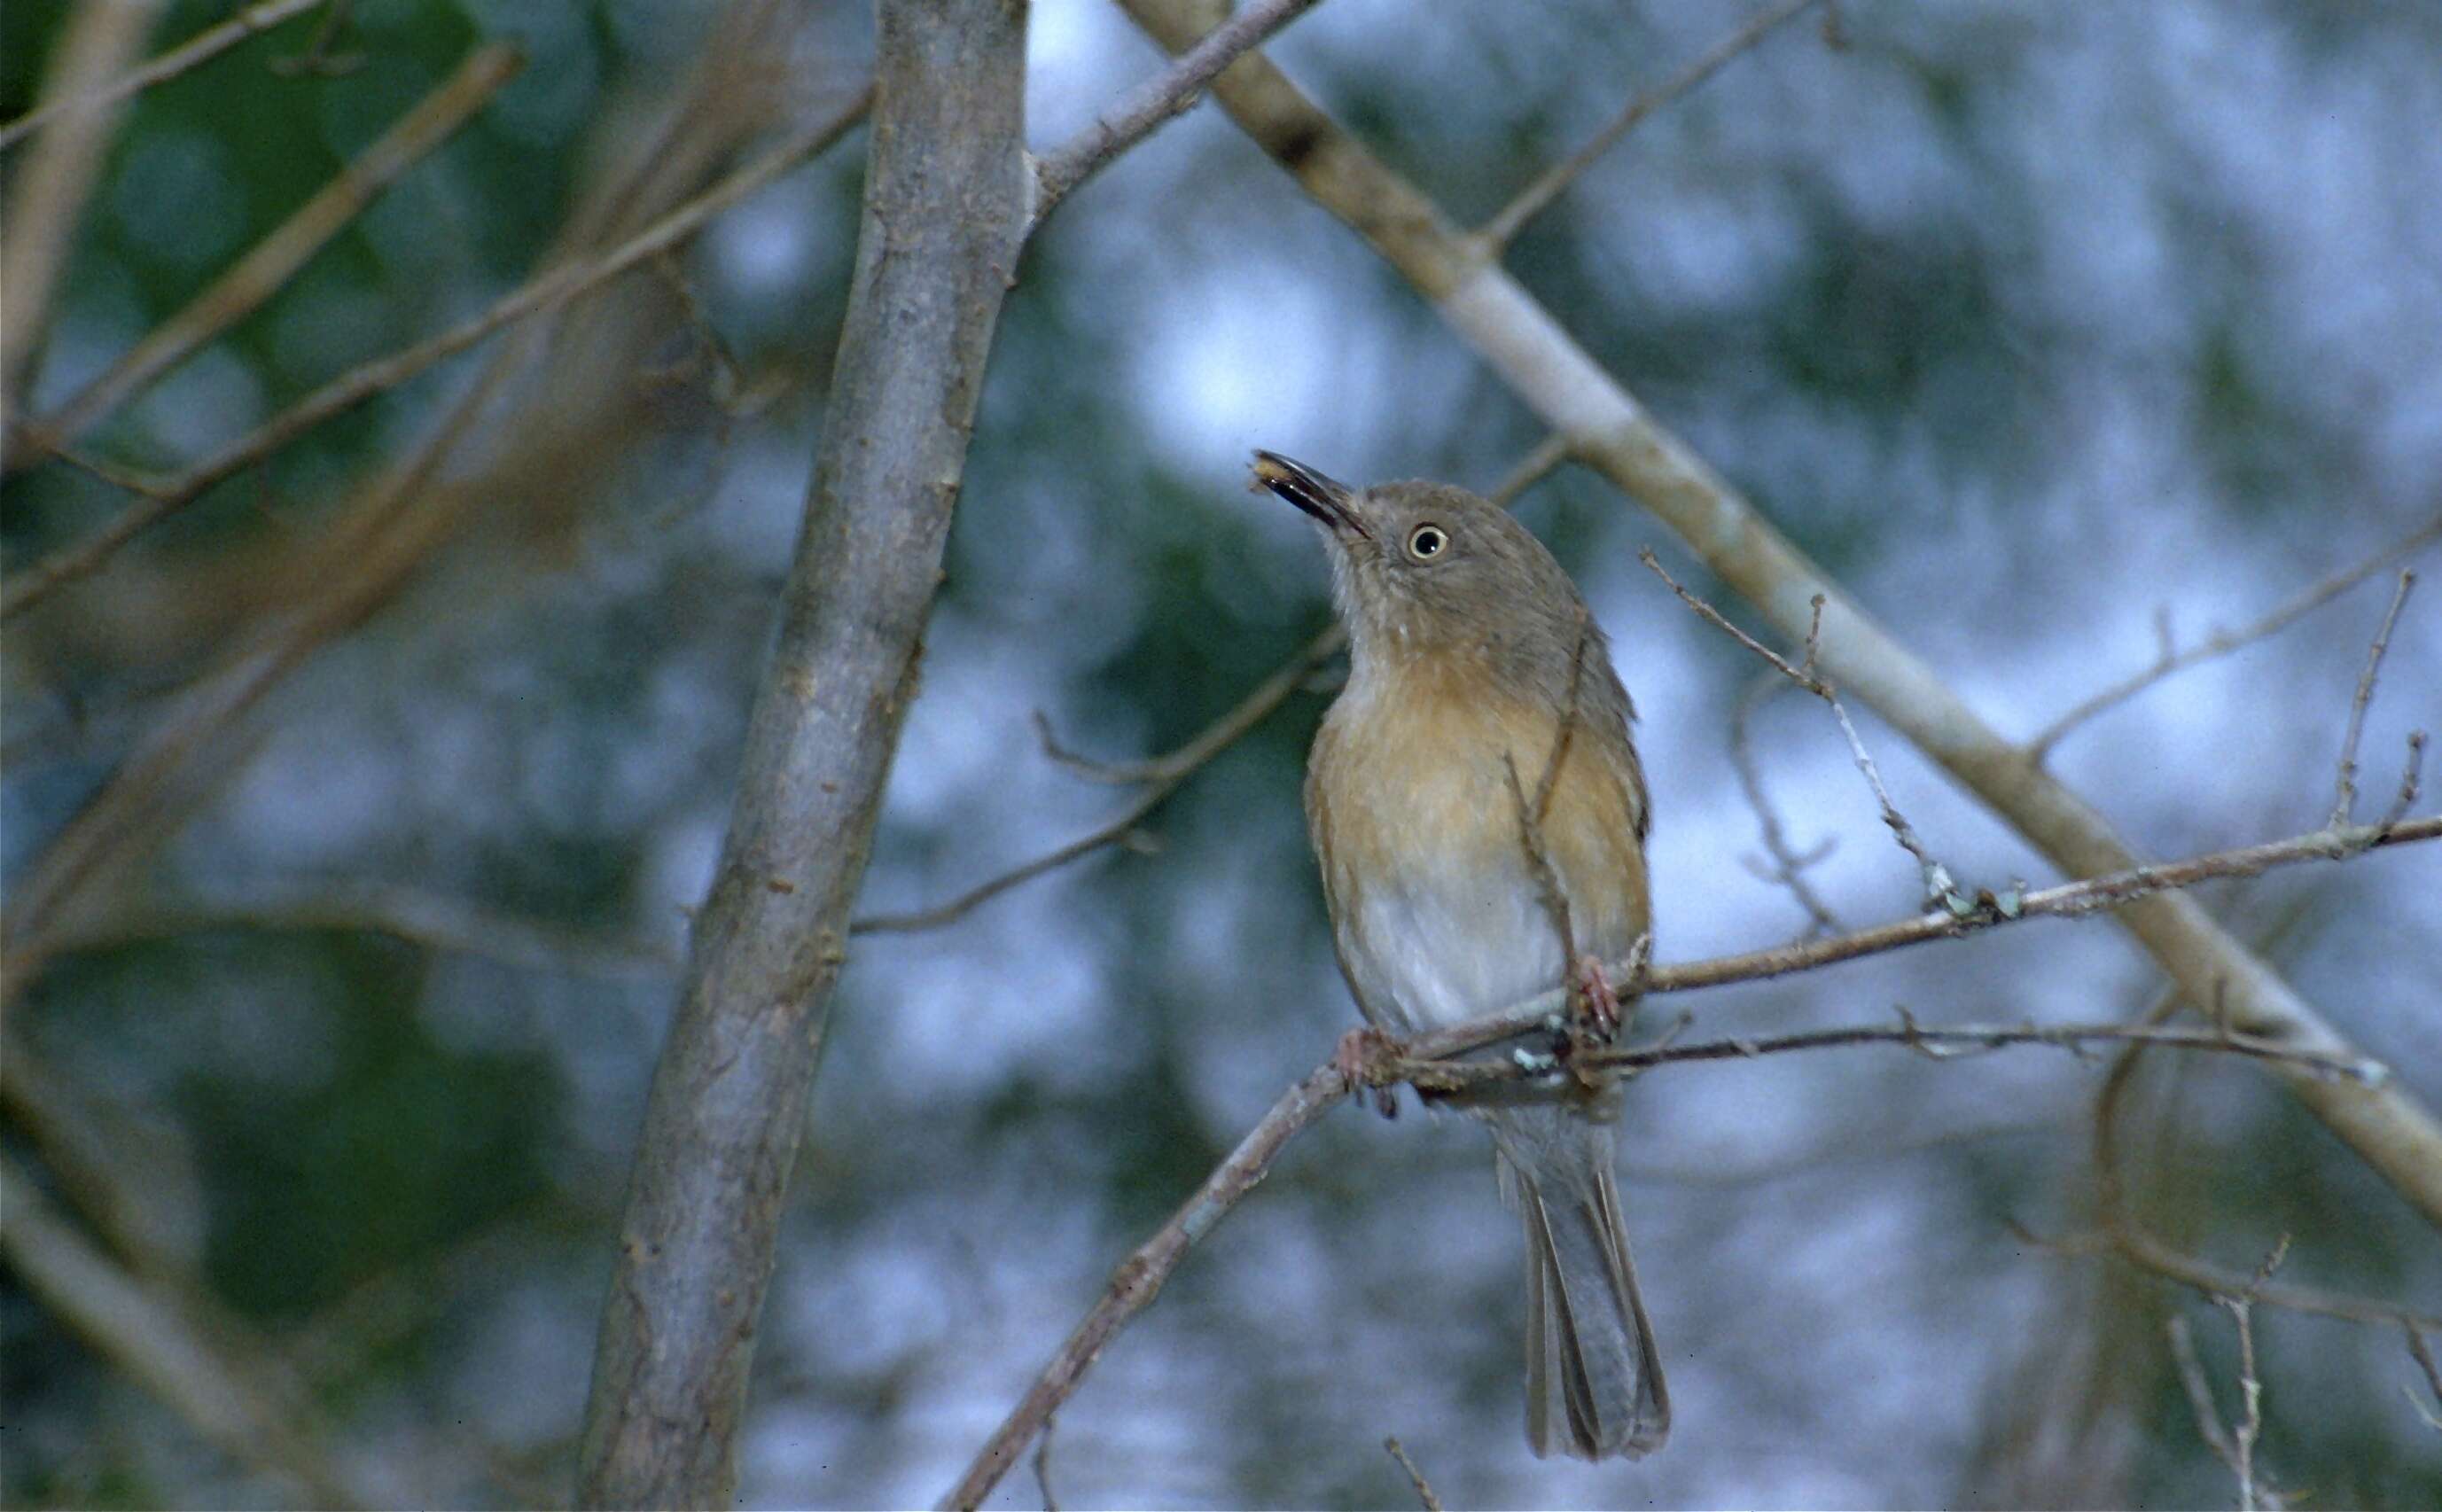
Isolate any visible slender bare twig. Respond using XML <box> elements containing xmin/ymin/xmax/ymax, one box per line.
<box><xmin>1642</xmin><ymin>552</ymin><xmax>1958</xmax><ymax>905</ymax></box>
<box><xmin>0</xmin><ymin>1156</ymin><xmax>367</xmax><ymax>1507</ymax></box>
<box><xmin>1032</xmin><ymin>1413</ymin><xmax>1059</xmax><ymax>1512</ymax></box>
<box><xmin>1382</xmin><ymin>1437</ymin><xmax>1445</xmax><ymax>1512</ymax></box>
<box><xmin>1730</xmin><ymin>673</ymin><xmax>1844</xmax><ymax>937</ymax></box>
<box><xmin>867</xmin><ymin>440</ymin><xmax>1570</xmax><ymax>929</ymax></box>
<box><xmin>0</xmin><ymin>0</ymin><xmax>161</xmax><ymax>417</ymax></box>
<box><xmin>0</xmin><ymin>82</ymin><xmax>878</xmax><ymax>622</ymax></box>
<box><xmin>2383</xmin><ymin>732</ymin><xmax>2429</xmax><ymax>831</ymax></box>
<box><xmin>1031</xmin><ymin>0</ymin><xmax>1325</xmax><ymax>225</ymax></box>
<box><xmin>2167</xmin><ymin>1316</ymin><xmax>2239</xmax><ymax>1470</ymax></box>
<box><xmin>0</xmin><ymin>0</ymin><xmax>325</xmax><ymax>152</ymax></box>
<box><xmin>1112</xmin><ymin>0</ymin><xmax>2442</xmax><ymax>1223</ymax></box>
<box><xmin>1476</xmin><ymin>0</ymin><xmax>1823</xmax><ymax>251</ymax></box>
<box><xmin>6</xmin><ymin>43</ymin><xmax>525</xmax><ymax>472</ymax></box>
<box><xmin>2407</xmin><ymin>1326</ymin><xmax>2442</xmax><ymax>1431</ymax></box>
<box><xmin>2026</xmin><ymin>516</ymin><xmax>2442</xmax><ymax>761</ymax></box>
<box><xmin>940</xmin><ymin>1064</ymin><xmax>1347</xmax><ymax>1511</ymax></box>
<box><xmin>2331</xmin><ymin>569</ymin><xmax>2417</xmax><ymax>828</ymax></box>
<box><xmin>2217</xmin><ymin>1235</ymin><xmax>2290</xmax><ymax>1512</ymax></box>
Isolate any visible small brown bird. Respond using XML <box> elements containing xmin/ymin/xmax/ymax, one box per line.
<box><xmin>1252</xmin><ymin>450</ymin><xmax>1668</xmax><ymax>1461</ymax></box>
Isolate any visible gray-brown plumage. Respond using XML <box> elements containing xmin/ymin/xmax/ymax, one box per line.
<box><xmin>1253</xmin><ymin>450</ymin><xmax>1668</xmax><ymax>1461</ymax></box>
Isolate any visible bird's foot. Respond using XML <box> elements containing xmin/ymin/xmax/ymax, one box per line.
<box><xmin>1571</xmin><ymin>954</ymin><xmax>1623</xmax><ymax>1042</ymax></box>
<box><xmin>1335</xmin><ymin>1025</ymin><xmax>1403</xmax><ymax>1118</ymax></box>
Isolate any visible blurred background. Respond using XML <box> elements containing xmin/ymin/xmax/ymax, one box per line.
<box><xmin>4</xmin><ymin>0</ymin><xmax>2439</xmax><ymax>1506</ymax></box>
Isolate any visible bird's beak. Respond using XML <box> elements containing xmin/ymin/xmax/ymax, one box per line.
<box><xmin>1252</xmin><ymin>450</ymin><xmax>1369</xmax><ymax>540</ymax></box>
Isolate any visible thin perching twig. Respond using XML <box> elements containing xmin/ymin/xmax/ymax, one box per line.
<box><xmin>2331</xmin><ymin>568</ymin><xmax>2417</xmax><ymax>828</ymax></box>
<box><xmin>2025</xmin><ymin>515</ymin><xmax>2442</xmax><ymax>762</ymax></box>
<box><xmin>7</xmin><ymin>43</ymin><xmax>526</xmax><ymax>472</ymax></box>
<box><xmin>1477</xmin><ymin>0</ymin><xmax>1824</xmax><ymax>251</ymax></box>
<box><xmin>2407</xmin><ymin>1326</ymin><xmax>2442</xmax><ymax>1431</ymax></box>
<box><xmin>1382</xmin><ymin>1436</ymin><xmax>1445</xmax><ymax>1512</ymax></box>
<box><xmin>0</xmin><ymin>0</ymin><xmax>326</xmax><ymax>152</ymax></box>
<box><xmin>1030</xmin><ymin>0</ymin><xmax>1325</xmax><ymax>225</ymax></box>
<box><xmin>0</xmin><ymin>82</ymin><xmax>877</xmax><ymax>622</ymax></box>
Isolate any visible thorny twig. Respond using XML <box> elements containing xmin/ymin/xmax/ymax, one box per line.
<box><xmin>2331</xmin><ymin>569</ymin><xmax>2416</xmax><ymax>828</ymax></box>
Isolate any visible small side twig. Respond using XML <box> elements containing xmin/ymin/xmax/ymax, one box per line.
<box><xmin>1382</xmin><ymin>1436</ymin><xmax>1444</xmax><ymax>1512</ymax></box>
<box><xmin>2026</xmin><ymin>516</ymin><xmax>2442</xmax><ymax>762</ymax></box>
<box><xmin>1476</xmin><ymin>0</ymin><xmax>1824</xmax><ymax>251</ymax></box>
<box><xmin>2331</xmin><ymin>568</ymin><xmax>2416</xmax><ymax>828</ymax></box>
<box><xmin>2406</xmin><ymin>1325</ymin><xmax>2442</xmax><ymax>1432</ymax></box>
<box><xmin>1729</xmin><ymin>673</ymin><xmax>1843</xmax><ymax>938</ymax></box>
<box><xmin>1642</xmin><ymin>551</ymin><xmax>1959</xmax><ymax>908</ymax></box>
<box><xmin>0</xmin><ymin>0</ymin><xmax>328</xmax><ymax>153</ymax></box>
<box><xmin>1032</xmin><ymin>1412</ymin><xmax>1059</xmax><ymax>1512</ymax></box>
<box><xmin>1029</xmin><ymin>0</ymin><xmax>1324</xmax><ymax>225</ymax></box>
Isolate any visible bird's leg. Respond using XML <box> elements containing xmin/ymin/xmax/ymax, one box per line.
<box><xmin>1572</xmin><ymin>954</ymin><xmax>1623</xmax><ymax>1042</ymax></box>
<box><xmin>1335</xmin><ymin>1024</ymin><xmax>1404</xmax><ymax>1118</ymax></box>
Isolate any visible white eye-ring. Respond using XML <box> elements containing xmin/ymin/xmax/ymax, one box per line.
<box><xmin>1405</xmin><ymin>523</ymin><xmax>1448</xmax><ymax>561</ymax></box>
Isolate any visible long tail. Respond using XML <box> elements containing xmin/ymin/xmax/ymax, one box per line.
<box><xmin>1509</xmin><ymin>1137</ymin><xmax>1669</xmax><ymax>1460</ymax></box>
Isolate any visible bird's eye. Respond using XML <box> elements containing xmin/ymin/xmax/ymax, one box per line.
<box><xmin>1405</xmin><ymin>524</ymin><xmax>1447</xmax><ymax>561</ymax></box>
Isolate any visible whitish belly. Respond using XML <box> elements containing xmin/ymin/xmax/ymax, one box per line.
<box><xmin>1338</xmin><ymin>851</ymin><xmax>1569</xmax><ymax>1034</ymax></box>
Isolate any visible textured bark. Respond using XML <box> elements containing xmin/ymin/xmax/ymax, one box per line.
<box><xmin>573</xmin><ymin>3</ymin><xmax>1028</xmax><ymax>1505</ymax></box>
<box><xmin>1119</xmin><ymin>0</ymin><xmax>2442</xmax><ymax>1228</ymax></box>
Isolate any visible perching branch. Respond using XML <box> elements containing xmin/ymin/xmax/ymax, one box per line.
<box><xmin>942</xmin><ymin>809</ymin><xmax>2437</xmax><ymax>1508</ymax></box>
<box><xmin>573</xmin><ymin>4</ymin><xmax>1028</xmax><ymax>1505</ymax></box>
<box><xmin>1476</xmin><ymin>0</ymin><xmax>1825</xmax><ymax>251</ymax></box>
<box><xmin>4</xmin><ymin>43</ymin><xmax>527</xmax><ymax>473</ymax></box>
<box><xmin>1111</xmin><ymin>0</ymin><xmax>2442</xmax><ymax>1228</ymax></box>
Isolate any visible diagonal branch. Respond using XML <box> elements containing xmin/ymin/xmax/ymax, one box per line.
<box><xmin>0</xmin><ymin>0</ymin><xmax>324</xmax><ymax>153</ymax></box>
<box><xmin>2025</xmin><ymin>514</ymin><xmax>2442</xmax><ymax>762</ymax></box>
<box><xmin>1477</xmin><ymin>0</ymin><xmax>1825</xmax><ymax>252</ymax></box>
<box><xmin>1031</xmin><ymin>0</ymin><xmax>1325</xmax><ymax>226</ymax></box>
<box><xmin>4</xmin><ymin>43</ymin><xmax>526</xmax><ymax>474</ymax></box>
<box><xmin>1112</xmin><ymin>0</ymin><xmax>2442</xmax><ymax>1228</ymax></box>
<box><xmin>0</xmin><ymin>82</ymin><xmax>877</xmax><ymax>622</ymax></box>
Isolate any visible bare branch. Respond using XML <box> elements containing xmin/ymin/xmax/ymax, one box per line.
<box><xmin>940</xmin><ymin>1064</ymin><xmax>1348</xmax><ymax>1510</ymax></box>
<box><xmin>1111</xmin><ymin>0</ymin><xmax>2442</xmax><ymax>1226</ymax></box>
<box><xmin>0</xmin><ymin>1155</ymin><xmax>367</xmax><ymax>1507</ymax></box>
<box><xmin>0</xmin><ymin>0</ymin><xmax>162</xmax><ymax>417</ymax></box>
<box><xmin>1031</xmin><ymin>0</ymin><xmax>1325</xmax><ymax>226</ymax></box>
<box><xmin>2383</xmin><ymin>732</ymin><xmax>2429</xmax><ymax>831</ymax></box>
<box><xmin>2025</xmin><ymin>515</ymin><xmax>2442</xmax><ymax>761</ymax></box>
<box><xmin>6</xmin><ymin>43</ymin><xmax>527</xmax><ymax>472</ymax></box>
<box><xmin>1033</xmin><ymin>1413</ymin><xmax>1060</xmax><ymax>1512</ymax></box>
<box><xmin>2407</xmin><ymin>1326</ymin><xmax>2442</xmax><ymax>1432</ymax></box>
<box><xmin>2331</xmin><ymin>568</ymin><xmax>2417</xmax><ymax>828</ymax></box>
<box><xmin>576</xmin><ymin>6</ymin><xmax>1027</xmax><ymax>1504</ymax></box>
<box><xmin>2167</xmin><ymin>1316</ymin><xmax>2237</xmax><ymax>1469</ymax></box>
<box><xmin>1476</xmin><ymin>0</ymin><xmax>1823</xmax><ymax>251</ymax></box>
<box><xmin>1382</xmin><ymin>1437</ymin><xmax>1445</xmax><ymax>1512</ymax></box>
<box><xmin>0</xmin><ymin>0</ymin><xmax>325</xmax><ymax>152</ymax></box>
<box><xmin>1729</xmin><ymin>674</ymin><xmax>1844</xmax><ymax>938</ymax></box>
<box><xmin>0</xmin><ymin>82</ymin><xmax>877</xmax><ymax>622</ymax></box>
<box><xmin>1643</xmin><ymin>551</ymin><xmax>1957</xmax><ymax>906</ymax></box>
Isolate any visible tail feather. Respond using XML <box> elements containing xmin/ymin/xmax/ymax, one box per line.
<box><xmin>1517</xmin><ymin>1157</ymin><xmax>1669</xmax><ymax>1460</ymax></box>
